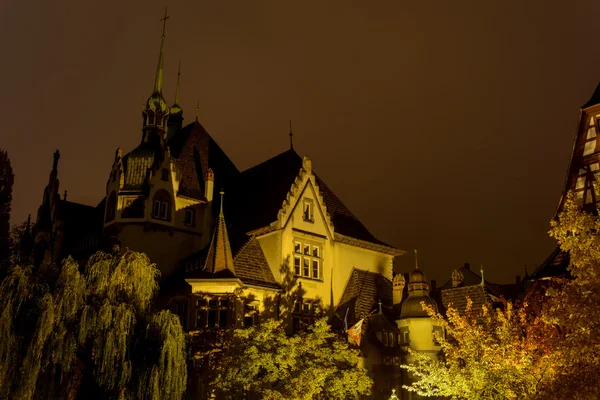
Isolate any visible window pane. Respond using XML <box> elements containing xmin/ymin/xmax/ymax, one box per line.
<box><xmin>295</xmin><ymin>242</ymin><xmax>301</xmax><ymax>253</ymax></box>
<box><xmin>244</xmin><ymin>315</ymin><xmax>255</xmax><ymax>327</ymax></box>
<box><xmin>312</xmin><ymin>260</ymin><xmax>319</xmax><ymax>279</ymax></box>
<box><xmin>209</xmin><ymin>299</ymin><xmax>218</xmax><ymax>308</ymax></box>
<box><xmin>208</xmin><ymin>309</ymin><xmax>217</xmax><ymax>328</ymax></box>
<box><xmin>160</xmin><ymin>202</ymin><xmax>168</xmax><ymax>219</ymax></box>
<box><xmin>294</xmin><ymin>302</ymin><xmax>301</xmax><ymax>313</ymax></box>
<box><xmin>304</xmin><ymin>245</ymin><xmax>310</xmax><ymax>255</ymax></box>
<box><xmin>294</xmin><ymin>257</ymin><xmax>301</xmax><ymax>275</ymax></box>
<box><xmin>220</xmin><ymin>299</ymin><xmax>229</xmax><ymax>308</ymax></box>
<box><xmin>197</xmin><ymin>299</ymin><xmax>207</xmax><ymax>307</ymax></box>
<box><xmin>219</xmin><ymin>309</ymin><xmax>228</xmax><ymax>328</ymax></box>
<box><xmin>196</xmin><ymin>310</ymin><xmax>205</xmax><ymax>329</ymax></box>
<box><xmin>303</xmin><ymin>259</ymin><xmax>310</xmax><ymax>276</ymax></box>
<box><xmin>153</xmin><ymin>200</ymin><xmax>160</xmax><ymax>218</ymax></box>
<box><xmin>312</xmin><ymin>246</ymin><xmax>319</xmax><ymax>258</ymax></box>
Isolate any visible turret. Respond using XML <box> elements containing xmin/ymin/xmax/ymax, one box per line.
<box><xmin>141</xmin><ymin>8</ymin><xmax>170</xmax><ymax>142</ymax></box>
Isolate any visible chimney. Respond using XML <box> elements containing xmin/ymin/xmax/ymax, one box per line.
<box><xmin>516</xmin><ymin>275</ymin><xmax>521</xmax><ymax>285</ymax></box>
<box><xmin>451</xmin><ymin>269</ymin><xmax>464</xmax><ymax>288</ymax></box>
<box><xmin>205</xmin><ymin>168</ymin><xmax>214</xmax><ymax>202</ymax></box>
<box><xmin>392</xmin><ymin>274</ymin><xmax>406</xmax><ymax>305</ymax></box>
<box><xmin>430</xmin><ymin>279</ymin><xmax>437</xmax><ymax>292</ymax></box>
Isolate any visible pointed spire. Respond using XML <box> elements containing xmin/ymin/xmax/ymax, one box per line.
<box><xmin>63</xmin><ymin>190</ymin><xmax>68</xmax><ymax>201</ymax></box>
<box><xmin>174</xmin><ymin>61</ymin><xmax>181</xmax><ymax>105</ymax></box>
<box><xmin>480</xmin><ymin>265</ymin><xmax>485</xmax><ymax>287</ymax></box>
<box><xmin>153</xmin><ymin>7</ymin><xmax>169</xmax><ymax>95</ymax></box>
<box><xmin>289</xmin><ymin>120</ymin><xmax>294</xmax><ymax>150</ymax></box>
<box><xmin>204</xmin><ymin>191</ymin><xmax>235</xmax><ymax>274</ymax></box>
<box><xmin>378</xmin><ymin>299</ymin><xmax>383</xmax><ymax>315</ymax></box>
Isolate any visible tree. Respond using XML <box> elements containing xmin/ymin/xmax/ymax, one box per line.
<box><xmin>401</xmin><ymin>189</ymin><xmax>600</xmax><ymax>400</ymax></box>
<box><xmin>401</xmin><ymin>296</ymin><xmax>558</xmax><ymax>400</ymax></box>
<box><xmin>206</xmin><ymin>318</ymin><xmax>373</xmax><ymax>399</ymax></box>
<box><xmin>545</xmin><ymin>191</ymin><xmax>600</xmax><ymax>399</ymax></box>
<box><xmin>0</xmin><ymin>149</ymin><xmax>14</xmax><ymax>262</ymax></box>
<box><xmin>0</xmin><ymin>248</ymin><xmax>187</xmax><ymax>400</ymax></box>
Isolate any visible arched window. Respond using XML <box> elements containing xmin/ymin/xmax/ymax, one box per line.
<box><xmin>105</xmin><ymin>191</ymin><xmax>117</xmax><ymax>222</ymax></box>
<box><xmin>151</xmin><ymin>189</ymin><xmax>172</xmax><ymax>221</ymax></box>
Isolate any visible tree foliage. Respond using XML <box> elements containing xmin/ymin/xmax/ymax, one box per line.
<box><xmin>401</xmin><ymin>296</ymin><xmax>557</xmax><ymax>400</ymax></box>
<box><xmin>206</xmin><ymin>318</ymin><xmax>372</xmax><ymax>399</ymax></box>
<box><xmin>401</xmin><ymin>190</ymin><xmax>600</xmax><ymax>399</ymax></box>
<box><xmin>0</xmin><ymin>249</ymin><xmax>187</xmax><ymax>400</ymax></box>
<box><xmin>0</xmin><ymin>149</ymin><xmax>14</xmax><ymax>262</ymax></box>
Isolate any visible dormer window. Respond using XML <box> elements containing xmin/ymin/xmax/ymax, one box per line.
<box><xmin>302</xmin><ymin>199</ymin><xmax>314</xmax><ymax>222</ymax></box>
<box><xmin>184</xmin><ymin>209</ymin><xmax>195</xmax><ymax>227</ymax></box>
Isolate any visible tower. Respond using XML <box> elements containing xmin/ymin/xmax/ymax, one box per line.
<box><xmin>141</xmin><ymin>8</ymin><xmax>170</xmax><ymax>143</ymax></box>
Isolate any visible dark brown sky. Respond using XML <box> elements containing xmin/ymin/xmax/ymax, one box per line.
<box><xmin>2</xmin><ymin>0</ymin><xmax>597</xmax><ymax>284</ymax></box>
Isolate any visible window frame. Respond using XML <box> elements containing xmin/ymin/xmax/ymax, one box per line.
<box><xmin>195</xmin><ymin>296</ymin><xmax>232</xmax><ymax>329</ymax></box>
<box><xmin>183</xmin><ymin>208</ymin><xmax>195</xmax><ymax>227</ymax></box>
<box><xmin>293</xmin><ymin>239</ymin><xmax>323</xmax><ymax>280</ymax></box>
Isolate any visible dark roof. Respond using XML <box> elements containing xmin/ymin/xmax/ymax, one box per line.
<box><xmin>230</xmin><ymin>149</ymin><xmax>390</xmax><ymax>246</ymax></box>
<box><xmin>582</xmin><ymin>82</ymin><xmax>600</xmax><ymax>109</ymax></box>
<box><xmin>122</xmin><ymin>141</ymin><xmax>161</xmax><ymax>191</ymax></box>
<box><xmin>441</xmin><ymin>285</ymin><xmax>491</xmax><ymax>316</ymax></box>
<box><xmin>439</xmin><ymin>265</ymin><xmax>503</xmax><ymax>297</ymax></box>
<box><xmin>530</xmin><ymin>247</ymin><xmax>570</xmax><ymax>280</ymax></box>
<box><xmin>233</xmin><ymin>238</ymin><xmax>279</xmax><ymax>289</ymax></box>
<box><xmin>335</xmin><ymin>268</ymin><xmax>394</xmax><ymax>328</ymax></box>
<box><xmin>182</xmin><ymin>234</ymin><xmax>280</xmax><ymax>290</ymax></box>
<box><xmin>167</xmin><ymin>121</ymin><xmax>239</xmax><ymax>200</ymax></box>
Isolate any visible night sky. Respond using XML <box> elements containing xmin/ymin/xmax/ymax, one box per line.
<box><xmin>2</xmin><ymin>0</ymin><xmax>597</xmax><ymax>284</ymax></box>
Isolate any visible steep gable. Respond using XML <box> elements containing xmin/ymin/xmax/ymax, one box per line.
<box><xmin>229</xmin><ymin>149</ymin><xmax>391</xmax><ymax>247</ymax></box>
<box><xmin>167</xmin><ymin>121</ymin><xmax>239</xmax><ymax>200</ymax></box>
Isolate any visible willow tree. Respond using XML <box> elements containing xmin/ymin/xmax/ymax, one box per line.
<box><xmin>208</xmin><ymin>319</ymin><xmax>372</xmax><ymax>399</ymax></box>
<box><xmin>0</xmin><ymin>249</ymin><xmax>187</xmax><ymax>400</ymax></box>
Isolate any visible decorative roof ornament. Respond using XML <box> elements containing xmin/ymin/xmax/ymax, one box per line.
<box><xmin>378</xmin><ymin>299</ymin><xmax>383</xmax><ymax>315</ymax></box>
<box><xmin>480</xmin><ymin>265</ymin><xmax>485</xmax><ymax>287</ymax></box>
<box><xmin>414</xmin><ymin>249</ymin><xmax>419</xmax><ymax>269</ymax></box>
<box><xmin>388</xmin><ymin>388</ymin><xmax>399</xmax><ymax>400</ymax></box>
<box><xmin>195</xmin><ymin>100</ymin><xmax>200</xmax><ymax>121</ymax></box>
<box><xmin>289</xmin><ymin>120</ymin><xmax>294</xmax><ymax>150</ymax></box>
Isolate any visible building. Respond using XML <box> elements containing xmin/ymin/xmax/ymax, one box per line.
<box><xmin>29</xmin><ymin>15</ymin><xmax>421</xmax><ymax>400</ymax></box>
<box><xmin>530</xmin><ymin>82</ymin><xmax>600</xmax><ymax>279</ymax></box>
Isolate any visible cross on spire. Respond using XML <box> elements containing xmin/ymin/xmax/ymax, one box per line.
<box><xmin>160</xmin><ymin>7</ymin><xmax>170</xmax><ymax>38</ymax></box>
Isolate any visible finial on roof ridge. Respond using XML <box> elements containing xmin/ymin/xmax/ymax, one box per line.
<box><xmin>414</xmin><ymin>249</ymin><xmax>419</xmax><ymax>270</ymax></box>
<box><xmin>480</xmin><ymin>265</ymin><xmax>485</xmax><ymax>287</ymax></box>
<box><xmin>289</xmin><ymin>120</ymin><xmax>294</xmax><ymax>150</ymax></box>
<box><xmin>219</xmin><ymin>190</ymin><xmax>225</xmax><ymax>214</ymax></box>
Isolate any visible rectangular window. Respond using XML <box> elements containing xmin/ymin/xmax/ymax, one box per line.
<box><xmin>184</xmin><ymin>209</ymin><xmax>195</xmax><ymax>226</ymax></box>
<box><xmin>196</xmin><ymin>309</ymin><xmax>205</xmax><ymax>329</ymax></box>
<box><xmin>292</xmin><ymin>239</ymin><xmax>323</xmax><ymax>281</ymax></box>
<box><xmin>303</xmin><ymin>201</ymin><xmax>314</xmax><ymax>222</ymax></box>
<box><xmin>160</xmin><ymin>202</ymin><xmax>168</xmax><ymax>220</ymax></box>
<box><xmin>292</xmin><ymin>299</ymin><xmax>320</xmax><ymax>332</ymax></box>
<box><xmin>153</xmin><ymin>200</ymin><xmax>161</xmax><ymax>218</ymax></box>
